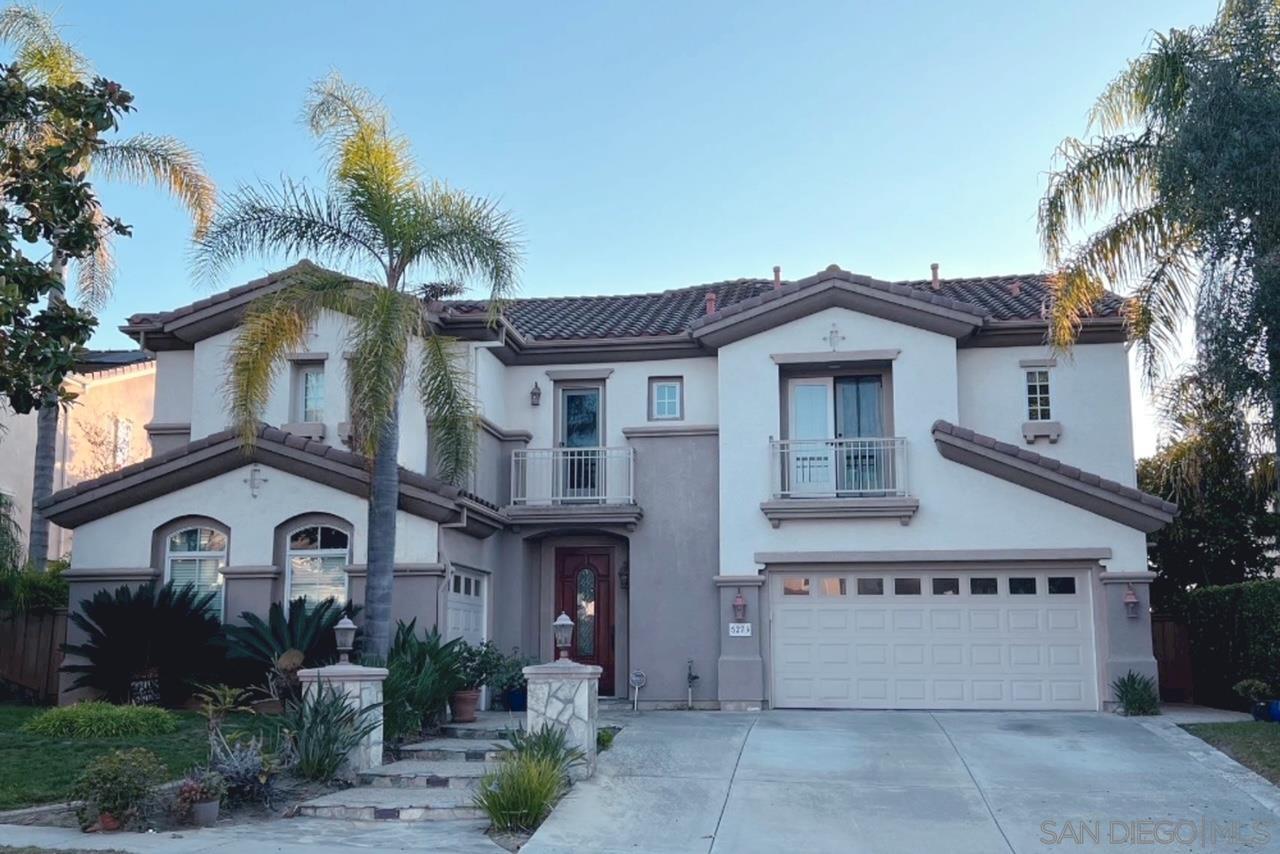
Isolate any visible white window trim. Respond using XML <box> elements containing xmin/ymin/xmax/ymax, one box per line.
<box><xmin>283</xmin><ymin>525</ymin><xmax>351</xmax><ymax>605</ymax></box>
<box><xmin>292</xmin><ymin>361</ymin><xmax>326</xmax><ymax>424</ymax></box>
<box><xmin>648</xmin><ymin>377</ymin><xmax>684</xmax><ymax>422</ymax></box>
<box><xmin>163</xmin><ymin>528</ymin><xmax>227</xmax><ymax>619</ymax></box>
<box><xmin>1025</xmin><ymin>368</ymin><xmax>1052</xmax><ymax>422</ymax></box>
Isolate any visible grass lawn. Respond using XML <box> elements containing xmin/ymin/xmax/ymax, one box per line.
<box><xmin>0</xmin><ymin>703</ymin><xmax>258</xmax><ymax>811</ymax></box>
<box><xmin>1184</xmin><ymin>721</ymin><xmax>1280</xmax><ymax>786</ymax></box>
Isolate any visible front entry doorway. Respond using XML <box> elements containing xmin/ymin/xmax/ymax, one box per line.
<box><xmin>555</xmin><ymin>547</ymin><xmax>615</xmax><ymax>695</ymax></box>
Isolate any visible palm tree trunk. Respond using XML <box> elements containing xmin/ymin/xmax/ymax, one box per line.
<box><xmin>27</xmin><ymin>253</ymin><xmax>67</xmax><ymax>570</ymax></box>
<box><xmin>363</xmin><ymin>403</ymin><xmax>401</xmax><ymax>660</ymax></box>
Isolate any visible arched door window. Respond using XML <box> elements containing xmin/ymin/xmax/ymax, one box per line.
<box><xmin>165</xmin><ymin>527</ymin><xmax>227</xmax><ymax>617</ymax></box>
<box><xmin>286</xmin><ymin>525</ymin><xmax>350</xmax><ymax>605</ymax></box>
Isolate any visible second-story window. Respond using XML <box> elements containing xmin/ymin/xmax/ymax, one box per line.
<box><xmin>1026</xmin><ymin>369</ymin><xmax>1051</xmax><ymax>421</ymax></box>
<box><xmin>293</xmin><ymin>362</ymin><xmax>325</xmax><ymax>423</ymax></box>
<box><xmin>649</xmin><ymin>377</ymin><xmax>683</xmax><ymax>421</ymax></box>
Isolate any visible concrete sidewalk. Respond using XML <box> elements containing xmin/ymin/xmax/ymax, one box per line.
<box><xmin>523</xmin><ymin>709</ymin><xmax>1280</xmax><ymax>854</ymax></box>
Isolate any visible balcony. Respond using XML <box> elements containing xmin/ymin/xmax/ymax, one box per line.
<box><xmin>762</xmin><ymin>437</ymin><xmax>918</xmax><ymax>526</ymax></box>
<box><xmin>507</xmin><ymin>447</ymin><xmax>642</xmax><ymax>529</ymax></box>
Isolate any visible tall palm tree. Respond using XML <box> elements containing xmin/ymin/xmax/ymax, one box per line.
<box><xmin>0</xmin><ymin>5</ymin><xmax>216</xmax><ymax>569</ymax></box>
<box><xmin>195</xmin><ymin>74</ymin><xmax>520</xmax><ymax>659</ymax></box>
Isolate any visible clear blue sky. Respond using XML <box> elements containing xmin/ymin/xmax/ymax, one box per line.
<box><xmin>28</xmin><ymin>0</ymin><xmax>1219</xmax><ymax>451</ymax></box>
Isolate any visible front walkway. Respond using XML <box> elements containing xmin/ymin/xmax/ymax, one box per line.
<box><xmin>524</xmin><ymin>709</ymin><xmax>1280</xmax><ymax>854</ymax></box>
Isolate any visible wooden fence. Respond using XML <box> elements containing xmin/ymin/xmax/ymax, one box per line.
<box><xmin>1151</xmin><ymin>614</ymin><xmax>1194</xmax><ymax>703</ymax></box>
<box><xmin>0</xmin><ymin>608</ymin><xmax>66</xmax><ymax>703</ymax></box>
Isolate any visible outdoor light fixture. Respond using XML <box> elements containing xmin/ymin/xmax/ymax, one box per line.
<box><xmin>334</xmin><ymin>616</ymin><xmax>357</xmax><ymax>663</ymax></box>
<box><xmin>530</xmin><ymin>382</ymin><xmax>542</xmax><ymax>407</ymax></box>
<box><xmin>553</xmin><ymin>612</ymin><xmax>574</xmax><ymax>659</ymax></box>
<box><xmin>732</xmin><ymin>592</ymin><xmax>747</xmax><ymax>622</ymax></box>
<box><xmin>1122</xmin><ymin>584</ymin><xmax>1140</xmax><ymax>619</ymax></box>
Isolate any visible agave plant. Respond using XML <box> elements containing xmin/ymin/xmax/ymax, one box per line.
<box><xmin>62</xmin><ymin>581</ymin><xmax>224</xmax><ymax>705</ymax></box>
<box><xmin>380</xmin><ymin>619</ymin><xmax>464</xmax><ymax>742</ymax></box>
<box><xmin>223</xmin><ymin>596</ymin><xmax>358</xmax><ymax>679</ymax></box>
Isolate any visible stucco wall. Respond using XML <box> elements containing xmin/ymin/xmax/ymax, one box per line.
<box><xmin>152</xmin><ymin>350</ymin><xmax>194</xmax><ymax>426</ymax></box>
<box><xmin>715</xmin><ymin>306</ymin><xmax>1148</xmax><ymax>575</ymax></box>
<box><xmin>0</xmin><ymin>407</ymin><xmax>37</xmax><ymax>554</ymax></box>
<box><xmin>957</xmin><ymin>342</ymin><xmax>1137</xmax><ymax>486</ymax></box>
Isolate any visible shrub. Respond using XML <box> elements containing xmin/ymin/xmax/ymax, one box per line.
<box><xmin>456</xmin><ymin>639</ymin><xmax>504</xmax><ymax>691</ymax></box>
<box><xmin>493</xmin><ymin>648</ymin><xmax>536</xmax><ymax>695</ymax></box>
<box><xmin>596</xmin><ymin>728</ymin><xmax>616</xmax><ymax>752</ymax></box>
<box><xmin>473</xmin><ymin>755</ymin><xmax>569</xmax><ymax>833</ymax></box>
<box><xmin>224</xmin><ymin>597</ymin><xmax>359</xmax><ymax>700</ymax></box>
<box><xmin>1234</xmin><ymin>679</ymin><xmax>1274</xmax><ymax>703</ymax></box>
<box><xmin>62</xmin><ymin>581</ymin><xmax>225</xmax><ymax>706</ymax></box>
<box><xmin>0</xmin><ymin>560</ymin><xmax>69</xmax><ymax>613</ymax></box>
<box><xmin>1112</xmin><ymin>671</ymin><xmax>1161</xmax><ymax>716</ymax></box>
<box><xmin>280</xmin><ymin>683</ymin><xmax>380</xmax><ymax>781</ymax></box>
<box><xmin>504</xmin><ymin>724</ymin><xmax>585</xmax><ymax>774</ymax></box>
<box><xmin>72</xmin><ymin>747</ymin><xmax>166</xmax><ymax>830</ymax></box>
<box><xmin>175</xmin><ymin>769</ymin><xmax>227</xmax><ymax>820</ymax></box>
<box><xmin>1177</xmin><ymin>579</ymin><xmax>1280</xmax><ymax>708</ymax></box>
<box><xmin>379</xmin><ymin>620</ymin><xmax>463</xmax><ymax>742</ymax></box>
<box><xmin>21</xmin><ymin>701</ymin><xmax>178</xmax><ymax>738</ymax></box>
<box><xmin>210</xmin><ymin>730</ymin><xmax>295</xmax><ymax>807</ymax></box>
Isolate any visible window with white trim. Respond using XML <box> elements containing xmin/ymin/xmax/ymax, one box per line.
<box><xmin>649</xmin><ymin>377</ymin><xmax>683</xmax><ymax>421</ymax></box>
<box><xmin>165</xmin><ymin>527</ymin><xmax>227</xmax><ymax>616</ymax></box>
<box><xmin>1025</xmin><ymin>369</ymin><xmax>1051</xmax><ymax>421</ymax></box>
<box><xmin>286</xmin><ymin>525</ymin><xmax>350</xmax><ymax>606</ymax></box>
<box><xmin>292</xmin><ymin>363</ymin><xmax>326</xmax><ymax>422</ymax></box>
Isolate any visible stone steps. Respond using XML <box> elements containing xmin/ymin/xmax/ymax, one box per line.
<box><xmin>401</xmin><ymin>736</ymin><xmax>510</xmax><ymax>763</ymax></box>
<box><xmin>294</xmin><ymin>786</ymin><xmax>485</xmax><ymax>822</ymax></box>
<box><xmin>358</xmin><ymin>759</ymin><xmax>499</xmax><ymax>789</ymax></box>
<box><xmin>438</xmin><ymin>711</ymin><xmax>525</xmax><ymax>740</ymax></box>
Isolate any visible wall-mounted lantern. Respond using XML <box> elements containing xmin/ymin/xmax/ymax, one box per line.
<box><xmin>334</xmin><ymin>616</ymin><xmax>357</xmax><ymax>663</ymax></box>
<box><xmin>553</xmin><ymin>611</ymin><xmax>574</xmax><ymax>659</ymax></box>
<box><xmin>530</xmin><ymin>381</ymin><xmax>542</xmax><ymax>407</ymax></box>
<box><xmin>1123</xmin><ymin>584</ymin><xmax>1140</xmax><ymax>619</ymax></box>
<box><xmin>732</xmin><ymin>592</ymin><xmax>747</xmax><ymax>622</ymax></box>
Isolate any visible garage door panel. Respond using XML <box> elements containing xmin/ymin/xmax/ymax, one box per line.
<box><xmin>771</xmin><ymin>570</ymin><xmax>1098</xmax><ymax>710</ymax></box>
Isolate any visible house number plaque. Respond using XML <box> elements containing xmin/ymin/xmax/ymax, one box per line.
<box><xmin>728</xmin><ymin>622</ymin><xmax>752</xmax><ymax>638</ymax></box>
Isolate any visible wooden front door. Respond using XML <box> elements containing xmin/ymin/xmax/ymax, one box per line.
<box><xmin>555</xmin><ymin>548</ymin><xmax>614</xmax><ymax>695</ymax></box>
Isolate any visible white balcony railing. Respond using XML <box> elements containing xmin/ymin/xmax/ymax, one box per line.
<box><xmin>510</xmin><ymin>447</ymin><xmax>635</xmax><ymax>505</ymax></box>
<box><xmin>770</xmin><ymin>437</ymin><xmax>908</xmax><ymax>499</ymax></box>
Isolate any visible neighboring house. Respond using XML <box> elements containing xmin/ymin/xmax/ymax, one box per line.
<box><xmin>42</xmin><ymin>262</ymin><xmax>1175</xmax><ymax>710</ymax></box>
<box><xmin>0</xmin><ymin>352</ymin><xmax>155</xmax><ymax>561</ymax></box>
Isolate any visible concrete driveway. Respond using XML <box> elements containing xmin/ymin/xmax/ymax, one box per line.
<box><xmin>524</xmin><ymin>711</ymin><xmax>1280</xmax><ymax>854</ymax></box>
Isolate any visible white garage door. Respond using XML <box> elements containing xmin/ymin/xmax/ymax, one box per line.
<box><xmin>771</xmin><ymin>569</ymin><xmax>1098</xmax><ymax>710</ymax></box>
<box><xmin>446</xmin><ymin>568</ymin><xmax>487</xmax><ymax>646</ymax></box>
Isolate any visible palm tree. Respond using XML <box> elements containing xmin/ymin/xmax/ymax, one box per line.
<box><xmin>194</xmin><ymin>74</ymin><xmax>520</xmax><ymax>659</ymax></box>
<box><xmin>0</xmin><ymin>5</ymin><xmax>216</xmax><ymax>569</ymax></box>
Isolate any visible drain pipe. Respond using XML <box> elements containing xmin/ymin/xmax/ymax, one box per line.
<box><xmin>687</xmin><ymin>659</ymin><xmax>700</xmax><ymax>709</ymax></box>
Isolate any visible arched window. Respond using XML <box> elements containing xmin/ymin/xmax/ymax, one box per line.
<box><xmin>286</xmin><ymin>524</ymin><xmax>350</xmax><ymax>605</ymax></box>
<box><xmin>164</xmin><ymin>526</ymin><xmax>227</xmax><ymax>617</ymax></box>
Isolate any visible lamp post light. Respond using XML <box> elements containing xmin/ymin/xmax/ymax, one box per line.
<box><xmin>553</xmin><ymin>612</ymin><xmax>574</xmax><ymax>660</ymax></box>
<box><xmin>1122</xmin><ymin>585</ymin><xmax>1141</xmax><ymax>619</ymax></box>
<box><xmin>732</xmin><ymin>592</ymin><xmax>747</xmax><ymax>622</ymax></box>
<box><xmin>334</xmin><ymin>616</ymin><xmax>357</xmax><ymax>663</ymax></box>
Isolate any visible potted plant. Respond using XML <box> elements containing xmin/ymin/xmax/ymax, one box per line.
<box><xmin>1234</xmin><ymin>679</ymin><xmax>1276</xmax><ymax>721</ymax></box>
<box><xmin>177</xmin><ymin>769</ymin><xmax>227</xmax><ymax>827</ymax></box>
<box><xmin>72</xmin><ymin>747</ymin><xmax>165</xmax><ymax>832</ymax></box>
<box><xmin>495</xmin><ymin>649</ymin><xmax>536</xmax><ymax>712</ymax></box>
<box><xmin>450</xmin><ymin>640</ymin><xmax>503</xmax><ymax>723</ymax></box>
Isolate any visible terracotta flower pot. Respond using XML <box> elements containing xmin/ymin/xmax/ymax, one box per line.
<box><xmin>97</xmin><ymin>811</ymin><xmax>121</xmax><ymax>832</ymax></box>
<box><xmin>450</xmin><ymin>688</ymin><xmax>481</xmax><ymax>723</ymax></box>
<box><xmin>190</xmin><ymin>799</ymin><xmax>220</xmax><ymax>827</ymax></box>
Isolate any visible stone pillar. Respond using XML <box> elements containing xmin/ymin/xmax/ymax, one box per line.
<box><xmin>714</xmin><ymin>575</ymin><xmax>765</xmax><ymax>711</ymax></box>
<box><xmin>1099</xmin><ymin>571</ymin><xmax>1158</xmax><ymax>708</ymax></box>
<box><xmin>524</xmin><ymin>660</ymin><xmax>602</xmax><ymax>780</ymax></box>
<box><xmin>297</xmin><ymin>663</ymin><xmax>388</xmax><ymax>776</ymax></box>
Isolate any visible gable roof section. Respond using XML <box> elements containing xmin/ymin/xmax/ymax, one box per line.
<box><xmin>931</xmin><ymin>420</ymin><xmax>1176</xmax><ymax>533</ymax></box>
<box><xmin>39</xmin><ymin>425</ymin><xmax>468</xmax><ymax>529</ymax></box>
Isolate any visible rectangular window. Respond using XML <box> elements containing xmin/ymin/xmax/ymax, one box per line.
<box><xmin>894</xmin><ymin>578</ymin><xmax>921</xmax><ymax>595</ymax></box>
<box><xmin>856</xmin><ymin>577</ymin><xmax>884</xmax><ymax>596</ymax></box>
<box><xmin>1026</xmin><ymin>369</ymin><xmax>1051</xmax><ymax>421</ymax></box>
<box><xmin>1009</xmin><ymin>577</ymin><xmax>1037</xmax><ymax>595</ymax></box>
<box><xmin>970</xmin><ymin>577</ymin><xmax>998</xmax><ymax>595</ymax></box>
<box><xmin>1048</xmin><ymin>577</ymin><xmax>1077</xmax><ymax>595</ymax></box>
<box><xmin>292</xmin><ymin>362</ymin><xmax>325</xmax><ymax>422</ymax></box>
<box><xmin>821</xmin><ymin>577</ymin><xmax>847</xmax><ymax>597</ymax></box>
<box><xmin>932</xmin><ymin>578</ymin><xmax>960</xmax><ymax>596</ymax></box>
<box><xmin>649</xmin><ymin>377</ymin><xmax>683</xmax><ymax>421</ymax></box>
<box><xmin>289</xmin><ymin>555</ymin><xmax>348</xmax><ymax>604</ymax></box>
<box><xmin>782</xmin><ymin>577</ymin><xmax>810</xmax><ymax>596</ymax></box>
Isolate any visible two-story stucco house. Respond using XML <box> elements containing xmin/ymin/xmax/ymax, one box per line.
<box><xmin>42</xmin><ymin>261</ymin><xmax>1175</xmax><ymax>710</ymax></box>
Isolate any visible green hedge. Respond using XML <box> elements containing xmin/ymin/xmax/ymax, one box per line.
<box><xmin>20</xmin><ymin>701</ymin><xmax>179</xmax><ymax>738</ymax></box>
<box><xmin>1178</xmin><ymin>579</ymin><xmax>1280</xmax><ymax>708</ymax></box>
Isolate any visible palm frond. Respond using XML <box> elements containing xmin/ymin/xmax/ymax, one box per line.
<box><xmin>1039</xmin><ymin>135</ymin><xmax>1160</xmax><ymax>264</ymax></box>
<box><xmin>1088</xmin><ymin>29</ymin><xmax>1198</xmax><ymax>134</ymax></box>
<box><xmin>0</xmin><ymin>4</ymin><xmax>87</xmax><ymax>85</ymax></box>
<box><xmin>193</xmin><ymin>180</ymin><xmax>382</xmax><ymax>285</ymax></box>
<box><xmin>344</xmin><ymin>287</ymin><xmax>418</xmax><ymax>456</ymax></box>
<box><xmin>223</xmin><ymin>272</ymin><xmax>357</xmax><ymax>446</ymax></box>
<box><xmin>403</xmin><ymin>183</ymin><xmax>521</xmax><ymax>316</ymax></box>
<box><xmin>419</xmin><ymin>333</ymin><xmax>477</xmax><ymax>484</ymax></box>
<box><xmin>0</xmin><ymin>489</ymin><xmax>24</xmax><ymax>572</ymax></box>
<box><xmin>94</xmin><ymin>134</ymin><xmax>216</xmax><ymax>238</ymax></box>
<box><xmin>1123</xmin><ymin>249</ymin><xmax>1197</xmax><ymax>385</ymax></box>
<box><xmin>73</xmin><ymin>206</ymin><xmax>116</xmax><ymax>311</ymax></box>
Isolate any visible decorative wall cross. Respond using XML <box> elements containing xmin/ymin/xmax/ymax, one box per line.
<box><xmin>824</xmin><ymin>323</ymin><xmax>846</xmax><ymax>351</ymax></box>
<box><xmin>243</xmin><ymin>464</ymin><xmax>269</xmax><ymax>499</ymax></box>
